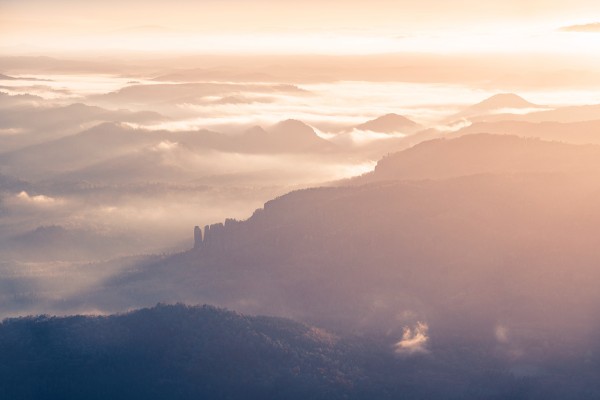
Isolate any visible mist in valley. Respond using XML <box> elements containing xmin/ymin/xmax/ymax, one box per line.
<box><xmin>4</xmin><ymin>1</ymin><xmax>600</xmax><ymax>396</ymax></box>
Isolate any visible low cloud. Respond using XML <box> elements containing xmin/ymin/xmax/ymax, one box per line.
<box><xmin>495</xmin><ymin>324</ymin><xmax>509</xmax><ymax>343</ymax></box>
<box><xmin>491</xmin><ymin>107</ymin><xmax>549</xmax><ymax>115</ymax></box>
<box><xmin>350</xmin><ymin>129</ymin><xmax>405</xmax><ymax>143</ymax></box>
<box><xmin>0</xmin><ymin>128</ymin><xmax>25</xmax><ymax>136</ymax></box>
<box><xmin>433</xmin><ymin>118</ymin><xmax>472</xmax><ymax>133</ymax></box>
<box><xmin>559</xmin><ymin>22</ymin><xmax>600</xmax><ymax>33</ymax></box>
<box><xmin>395</xmin><ymin>322</ymin><xmax>429</xmax><ymax>355</ymax></box>
<box><xmin>151</xmin><ymin>140</ymin><xmax>179</xmax><ymax>152</ymax></box>
<box><xmin>15</xmin><ymin>191</ymin><xmax>62</xmax><ymax>206</ymax></box>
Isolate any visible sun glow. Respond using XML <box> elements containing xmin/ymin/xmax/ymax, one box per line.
<box><xmin>3</xmin><ymin>28</ymin><xmax>600</xmax><ymax>56</ymax></box>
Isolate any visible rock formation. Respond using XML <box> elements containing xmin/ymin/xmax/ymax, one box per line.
<box><xmin>194</xmin><ymin>225</ymin><xmax>203</xmax><ymax>249</ymax></box>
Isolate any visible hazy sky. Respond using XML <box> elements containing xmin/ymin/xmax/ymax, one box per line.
<box><xmin>2</xmin><ymin>0</ymin><xmax>600</xmax><ymax>54</ymax></box>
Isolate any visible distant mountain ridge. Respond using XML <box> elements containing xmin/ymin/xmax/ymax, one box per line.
<box><xmin>469</xmin><ymin>103</ymin><xmax>600</xmax><ymax>124</ymax></box>
<box><xmin>357</xmin><ymin>133</ymin><xmax>600</xmax><ymax>183</ymax></box>
<box><xmin>355</xmin><ymin>113</ymin><xmax>420</xmax><ymax>134</ymax></box>
<box><xmin>453</xmin><ymin>93</ymin><xmax>544</xmax><ymax>120</ymax></box>
<box><xmin>472</xmin><ymin>93</ymin><xmax>539</xmax><ymax>109</ymax></box>
<box><xmin>0</xmin><ymin>119</ymin><xmax>336</xmax><ymax>179</ymax></box>
<box><xmin>0</xmin><ymin>73</ymin><xmax>50</xmax><ymax>82</ymax></box>
<box><xmin>454</xmin><ymin>119</ymin><xmax>600</xmax><ymax>145</ymax></box>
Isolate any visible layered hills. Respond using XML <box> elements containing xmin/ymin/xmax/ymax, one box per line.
<box><xmin>69</xmin><ymin>134</ymin><xmax>600</xmax><ymax>363</ymax></box>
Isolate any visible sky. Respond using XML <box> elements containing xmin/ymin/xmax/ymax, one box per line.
<box><xmin>2</xmin><ymin>0</ymin><xmax>600</xmax><ymax>55</ymax></box>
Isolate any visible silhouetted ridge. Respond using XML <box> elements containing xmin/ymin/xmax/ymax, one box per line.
<box><xmin>163</xmin><ymin>135</ymin><xmax>600</xmax><ymax>349</ymax></box>
<box><xmin>453</xmin><ymin>119</ymin><xmax>600</xmax><ymax>145</ymax></box>
<box><xmin>0</xmin><ymin>73</ymin><xmax>49</xmax><ymax>81</ymax></box>
<box><xmin>236</xmin><ymin>119</ymin><xmax>334</xmax><ymax>153</ymax></box>
<box><xmin>270</xmin><ymin>119</ymin><xmax>325</xmax><ymax>145</ymax></box>
<box><xmin>0</xmin><ymin>303</ymin><xmax>586</xmax><ymax>399</ymax></box>
<box><xmin>358</xmin><ymin>133</ymin><xmax>600</xmax><ymax>182</ymax></box>
<box><xmin>455</xmin><ymin>93</ymin><xmax>542</xmax><ymax>120</ymax></box>
<box><xmin>0</xmin><ymin>304</ymin><xmax>363</xmax><ymax>399</ymax></box>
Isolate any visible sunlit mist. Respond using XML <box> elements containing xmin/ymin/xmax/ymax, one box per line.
<box><xmin>3</xmin><ymin>1</ymin><xmax>600</xmax><ymax>398</ymax></box>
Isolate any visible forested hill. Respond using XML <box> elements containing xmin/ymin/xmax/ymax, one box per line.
<box><xmin>0</xmin><ymin>304</ymin><xmax>582</xmax><ymax>400</ymax></box>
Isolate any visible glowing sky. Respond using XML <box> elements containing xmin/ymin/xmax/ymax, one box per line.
<box><xmin>2</xmin><ymin>0</ymin><xmax>600</xmax><ymax>54</ymax></box>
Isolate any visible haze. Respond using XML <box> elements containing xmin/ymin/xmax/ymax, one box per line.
<box><xmin>2</xmin><ymin>0</ymin><xmax>600</xmax><ymax>398</ymax></box>
<box><xmin>3</xmin><ymin>0</ymin><xmax>600</xmax><ymax>55</ymax></box>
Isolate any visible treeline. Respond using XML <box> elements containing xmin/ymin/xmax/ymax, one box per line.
<box><xmin>1</xmin><ymin>304</ymin><xmax>594</xmax><ymax>399</ymax></box>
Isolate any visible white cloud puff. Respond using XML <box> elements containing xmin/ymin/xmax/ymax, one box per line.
<box><xmin>395</xmin><ymin>321</ymin><xmax>429</xmax><ymax>355</ymax></box>
<box><xmin>15</xmin><ymin>191</ymin><xmax>61</xmax><ymax>206</ymax></box>
<box><xmin>151</xmin><ymin>140</ymin><xmax>179</xmax><ymax>152</ymax></box>
<box><xmin>495</xmin><ymin>324</ymin><xmax>510</xmax><ymax>343</ymax></box>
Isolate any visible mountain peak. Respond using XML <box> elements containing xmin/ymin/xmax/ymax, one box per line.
<box><xmin>476</xmin><ymin>93</ymin><xmax>536</xmax><ymax>108</ymax></box>
<box><xmin>272</xmin><ymin>119</ymin><xmax>313</xmax><ymax>131</ymax></box>
<box><xmin>451</xmin><ymin>93</ymin><xmax>543</xmax><ymax>121</ymax></box>
<box><xmin>244</xmin><ymin>125</ymin><xmax>268</xmax><ymax>136</ymax></box>
<box><xmin>266</xmin><ymin>119</ymin><xmax>334</xmax><ymax>151</ymax></box>
<box><xmin>270</xmin><ymin>119</ymin><xmax>319</xmax><ymax>139</ymax></box>
<box><xmin>355</xmin><ymin>113</ymin><xmax>419</xmax><ymax>133</ymax></box>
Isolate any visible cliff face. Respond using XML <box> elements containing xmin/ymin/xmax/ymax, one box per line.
<box><xmin>180</xmin><ymin>173</ymin><xmax>600</xmax><ymax>346</ymax></box>
<box><xmin>170</xmin><ymin>136</ymin><xmax>600</xmax><ymax>346</ymax></box>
